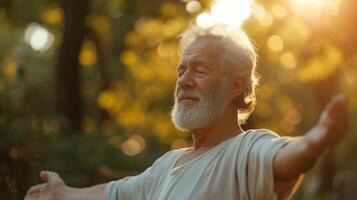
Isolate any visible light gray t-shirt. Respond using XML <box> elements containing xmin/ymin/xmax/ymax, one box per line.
<box><xmin>105</xmin><ymin>129</ymin><xmax>302</xmax><ymax>200</ymax></box>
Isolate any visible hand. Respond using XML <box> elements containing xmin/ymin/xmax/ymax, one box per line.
<box><xmin>25</xmin><ymin>171</ymin><xmax>67</xmax><ymax>200</ymax></box>
<box><xmin>308</xmin><ymin>94</ymin><xmax>349</xmax><ymax>150</ymax></box>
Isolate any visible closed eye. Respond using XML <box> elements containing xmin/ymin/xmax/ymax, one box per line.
<box><xmin>177</xmin><ymin>65</ymin><xmax>185</xmax><ymax>77</ymax></box>
<box><xmin>177</xmin><ymin>70</ymin><xmax>185</xmax><ymax>77</ymax></box>
<box><xmin>196</xmin><ymin>70</ymin><xmax>207</xmax><ymax>75</ymax></box>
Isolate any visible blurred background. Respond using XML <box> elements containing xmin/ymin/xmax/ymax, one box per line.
<box><xmin>0</xmin><ymin>0</ymin><xmax>356</xmax><ymax>199</ymax></box>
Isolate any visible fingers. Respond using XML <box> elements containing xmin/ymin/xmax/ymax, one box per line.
<box><xmin>319</xmin><ymin>94</ymin><xmax>349</xmax><ymax>130</ymax></box>
<box><xmin>25</xmin><ymin>183</ymin><xmax>46</xmax><ymax>200</ymax></box>
<box><xmin>325</xmin><ymin>94</ymin><xmax>348</xmax><ymax>114</ymax></box>
<box><xmin>334</xmin><ymin>93</ymin><xmax>348</xmax><ymax>102</ymax></box>
<box><xmin>40</xmin><ymin>170</ymin><xmax>49</xmax><ymax>182</ymax></box>
<box><xmin>333</xmin><ymin>94</ymin><xmax>347</xmax><ymax>105</ymax></box>
<box><xmin>25</xmin><ymin>171</ymin><xmax>65</xmax><ymax>200</ymax></box>
<box><xmin>26</xmin><ymin>183</ymin><xmax>46</xmax><ymax>195</ymax></box>
<box><xmin>322</xmin><ymin>94</ymin><xmax>350</xmax><ymax>135</ymax></box>
<box><xmin>40</xmin><ymin>170</ymin><xmax>62</xmax><ymax>183</ymax></box>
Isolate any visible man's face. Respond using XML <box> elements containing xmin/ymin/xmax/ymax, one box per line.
<box><xmin>171</xmin><ymin>37</ymin><xmax>230</xmax><ymax>131</ymax></box>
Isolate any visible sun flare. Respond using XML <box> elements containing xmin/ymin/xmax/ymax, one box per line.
<box><xmin>196</xmin><ymin>0</ymin><xmax>253</xmax><ymax>28</ymax></box>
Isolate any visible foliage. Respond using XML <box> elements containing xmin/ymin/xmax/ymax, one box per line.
<box><xmin>0</xmin><ymin>0</ymin><xmax>356</xmax><ymax>199</ymax></box>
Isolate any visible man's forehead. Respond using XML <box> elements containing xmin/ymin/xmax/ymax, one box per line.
<box><xmin>181</xmin><ymin>37</ymin><xmax>224</xmax><ymax>60</ymax></box>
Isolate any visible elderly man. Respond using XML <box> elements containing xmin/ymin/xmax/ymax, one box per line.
<box><xmin>25</xmin><ymin>24</ymin><xmax>349</xmax><ymax>200</ymax></box>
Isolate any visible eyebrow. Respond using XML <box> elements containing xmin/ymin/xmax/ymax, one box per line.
<box><xmin>177</xmin><ymin>58</ymin><xmax>208</xmax><ymax>69</ymax></box>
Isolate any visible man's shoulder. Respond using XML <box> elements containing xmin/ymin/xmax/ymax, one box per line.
<box><xmin>227</xmin><ymin>129</ymin><xmax>283</xmax><ymax>147</ymax></box>
<box><xmin>151</xmin><ymin>148</ymin><xmax>187</xmax><ymax>168</ymax></box>
<box><xmin>242</xmin><ymin>128</ymin><xmax>281</xmax><ymax>139</ymax></box>
<box><xmin>159</xmin><ymin>148</ymin><xmax>187</xmax><ymax>160</ymax></box>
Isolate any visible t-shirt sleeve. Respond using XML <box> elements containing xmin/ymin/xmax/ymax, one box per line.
<box><xmin>104</xmin><ymin>150</ymin><xmax>176</xmax><ymax>200</ymax></box>
<box><xmin>105</xmin><ymin>165</ymin><xmax>153</xmax><ymax>200</ymax></box>
<box><xmin>245</xmin><ymin>129</ymin><xmax>302</xmax><ymax>200</ymax></box>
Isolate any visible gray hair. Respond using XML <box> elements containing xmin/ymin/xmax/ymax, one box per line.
<box><xmin>179</xmin><ymin>24</ymin><xmax>259</xmax><ymax>124</ymax></box>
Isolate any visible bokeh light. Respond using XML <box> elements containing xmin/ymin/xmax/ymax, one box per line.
<box><xmin>280</xmin><ymin>52</ymin><xmax>298</xmax><ymax>68</ymax></box>
<box><xmin>121</xmin><ymin>134</ymin><xmax>146</xmax><ymax>156</ymax></box>
<box><xmin>41</xmin><ymin>7</ymin><xmax>63</xmax><ymax>25</ymax></box>
<box><xmin>24</xmin><ymin>23</ymin><xmax>55</xmax><ymax>52</ymax></box>
<box><xmin>267</xmin><ymin>35</ymin><xmax>284</xmax><ymax>52</ymax></box>
<box><xmin>272</xmin><ymin>4</ymin><xmax>288</xmax><ymax>19</ymax></box>
<box><xmin>79</xmin><ymin>41</ymin><xmax>97</xmax><ymax>67</ymax></box>
<box><xmin>185</xmin><ymin>1</ymin><xmax>202</xmax><ymax>13</ymax></box>
<box><xmin>2</xmin><ymin>60</ymin><xmax>17</xmax><ymax>78</ymax></box>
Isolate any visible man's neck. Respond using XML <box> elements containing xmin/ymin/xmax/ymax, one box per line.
<box><xmin>190</xmin><ymin>105</ymin><xmax>243</xmax><ymax>151</ymax></box>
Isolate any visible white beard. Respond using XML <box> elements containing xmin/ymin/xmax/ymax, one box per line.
<box><xmin>170</xmin><ymin>81</ymin><xmax>229</xmax><ymax>132</ymax></box>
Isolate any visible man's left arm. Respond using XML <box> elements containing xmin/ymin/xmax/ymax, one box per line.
<box><xmin>273</xmin><ymin>94</ymin><xmax>349</xmax><ymax>182</ymax></box>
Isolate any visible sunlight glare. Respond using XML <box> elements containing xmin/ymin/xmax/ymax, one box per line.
<box><xmin>196</xmin><ymin>0</ymin><xmax>252</xmax><ymax>28</ymax></box>
<box><xmin>196</xmin><ymin>12</ymin><xmax>215</xmax><ymax>28</ymax></box>
<box><xmin>252</xmin><ymin>3</ymin><xmax>274</xmax><ymax>27</ymax></box>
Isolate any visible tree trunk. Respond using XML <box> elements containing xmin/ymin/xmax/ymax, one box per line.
<box><xmin>56</xmin><ymin>0</ymin><xmax>89</xmax><ymax>130</ymax></box>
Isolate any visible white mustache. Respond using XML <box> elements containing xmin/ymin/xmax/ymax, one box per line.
<box><xmin>177</xmin><ymin>90</ymin><xmax>201</xmax><ymax>101</ymax></box>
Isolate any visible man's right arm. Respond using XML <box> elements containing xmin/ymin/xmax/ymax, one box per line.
<box><xmin>25</xmin><ymin>171</ymin><xmax>107</xmax><ymax>200</ymax></box>
<box><xmin>273</xmin><ymin>94</ymin><xmax>349</xmax><ymax>182</ymax></box>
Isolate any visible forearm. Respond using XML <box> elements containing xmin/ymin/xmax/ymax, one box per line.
<box><xmin>63</xmin><ymin>183</ymin><xmax>107</xmax><ymax>200</ymax></box>
<box><xmin>274</xmin><ymin>125</ymin><xmax>328</xmax><ymax>181</ymax></box>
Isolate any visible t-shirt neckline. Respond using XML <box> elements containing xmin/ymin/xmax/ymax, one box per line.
<box><xmin>170</xmin><ymin>132</ymin><xmax>247</xmax><ymax>174</ymax></box>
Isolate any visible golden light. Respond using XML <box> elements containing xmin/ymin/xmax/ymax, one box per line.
<box><xmin>292</xmin><ymin>0</ymin><xmax>324</xmax><ymax>6</ymax></box>
<box><xmin>290</xmin><ymin>0</ymin><xmax>341</xmax><ymax>16</ymax></box>
<box><xmin>24</xmin><ymin>23</ymin><xmax>54</xmax><ymax>52</ymax></box>
<box><xmin>41</xmin><ymin>7</ymin><xmax>63</xmax><ymax>25</ymax></box>
<box><xmin>121</xmin><ymin>134</ymin><xmax>146</xmax><ymax>156</ymax></box>
<box><xmin>258</xmin><ymin>13</ymin><xmax>274</xmax><ymax>27</ymax></box>
<box><xmin>252</xmin><ymin>3</ymin><xmax>274</xmax><ymax>27</ymax></box>
<box><xmin>97</xmin><ymin>90</ymin><xmax>117</xmax><ymax>110</ymax></box>
<box><xmin>272</xmin><ymin>4</ymin><xmax>288</xmax><ymax>19</ymax></box>
<box><xmin>79</xmin><ymin>41</ymin><xmax>97</xmax><ymax>67</ymax></box>
<box><xmin>186</xmin><ymin>1</ymin><xmax>202</xmax><ymax>13</ymax></box>
<box><xmin>157</xmin><ymin>42</ymin><xmax>176</xmax><ymax>58</ymax></box>
<box><xmin>196</xmin><ymin>0</ymin><xmax>252</xmax><ymax>28</ymax></box>
<box><xmin>2</xmin><ymin>60</ymin><xmax>17</xmax><ymax>78</ymax></box>
<box><xmin>267</xmin><ymin>35</ymin><xmax>284</xmax><ymax>52</ymax></box>
<box><xmin>298</xmin><ymin>45</ymin><xmax>342</xmax><ymax>82</ymax></box>
<box><xmin>280</xmin><ymin>52</ymin><xmax>298</xmax><ymax>68</ymax></box>
<box><xmin>120</xmin><ymin>50</ymin><xmax>139</xmax><ymax>66</ymax></box>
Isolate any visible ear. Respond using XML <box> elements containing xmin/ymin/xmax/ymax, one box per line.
<box><xmin>229</xmin><ymin>78</ymin><xmax>244</xmax><ymax>101</ymax></box>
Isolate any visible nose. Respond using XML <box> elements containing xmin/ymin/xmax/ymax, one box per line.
<box><xmin>177</xmin><ymin>71</ymin><xmax>195</xmax><ymax>90</ymax></box>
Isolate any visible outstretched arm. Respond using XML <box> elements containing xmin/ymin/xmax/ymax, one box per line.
<box><xmin>25</xmin><ymin>171</ymin><xmax>107</xmax><ymax>200</ymax></box>
<box><xmin>273</xmin><ymin>94</ymin><xmax>349</xmax><ymax>182</ymax></box>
